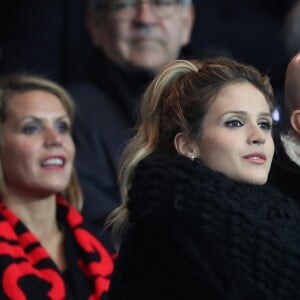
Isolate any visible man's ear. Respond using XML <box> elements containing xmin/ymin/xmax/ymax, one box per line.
<box><xmin>85</xmin><ymin>10</ymin><xmax>103</xmax><ymax>47</ymax></box>
<box><xmin>174</xmin><ymin>133</ymin><xmax>199</xmax><ymax>159</ymax></box>
<box><xmin>290</xmin><ymin>109</ymin><xmax>300</xmax><ymax>134</ymax></box>
<box><xmin>181</xmin><ymin>5</ymin><xmax>195</xmax><ymax>46</ymax></box>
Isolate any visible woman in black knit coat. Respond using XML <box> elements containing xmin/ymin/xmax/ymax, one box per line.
<box><xmin>106</xmin><ymin>57</ymin><xmax>300</xmax><ymax>300</ymax></box>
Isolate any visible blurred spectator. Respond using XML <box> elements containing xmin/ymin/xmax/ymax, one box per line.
<box><xmin>269</xmin><ymin>52</ymin><xmax>300</xmax><ymax>200</ymax></box>
<box><xmin>283</xmin><ymin>1</ymin><xmax>300</xmax><ymax>61</ymax></box>
<box><xmin>68</xmin><ymin>0</ymin><xmax>195</xmax><ymax>228</ymax></box>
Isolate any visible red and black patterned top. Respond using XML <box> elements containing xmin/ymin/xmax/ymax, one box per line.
<box><xmin>0</xmin><ymin>195</ymin><xmax>114</xmax><ymax>300</ymax></box>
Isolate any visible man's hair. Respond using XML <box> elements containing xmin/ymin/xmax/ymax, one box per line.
<box><xmin>88</xmin><ymin>0</ymin><xmax>103</xmax><ymax>9</ymax></box>
<box><xmin>283</xmin><ymin>1</ymin><xmax>300</xmax><ymax>59</ymax></box>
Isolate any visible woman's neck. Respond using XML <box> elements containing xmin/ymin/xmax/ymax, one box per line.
<box><xmin>2</xmin><ymin>192</ymin><xmax>59</xmax><ymax>240</ymax></box>
<box><xmin>2</xmin><ymin>191</ymin><xmax>66</xmax><ymax>271</ymax></box>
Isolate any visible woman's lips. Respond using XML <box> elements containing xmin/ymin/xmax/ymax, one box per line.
<box><xmin>243</xmin><ymin>152</ymin><xmax>266</xmax><ymax>164</ymax></box>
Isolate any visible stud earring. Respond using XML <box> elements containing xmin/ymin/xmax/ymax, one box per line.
<box><xmin>187</xmin><ymin>154</ymin><xmax>195</xmax><ymax>161</ymax></box>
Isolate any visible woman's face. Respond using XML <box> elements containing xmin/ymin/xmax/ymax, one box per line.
<box><xmin>196</xmin><ymin>82</ymin><xmax>274</xmax><ymax>185</ymax></box>
<box><xmin>1</xmin><ymin>90</ymin><xmax>75</xmax><ymax>198</ymax></box>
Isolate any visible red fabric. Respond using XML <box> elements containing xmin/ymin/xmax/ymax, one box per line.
<box><xmin>0</xmin><ymin>196</ymin><xmax>114</xmax><ymax>299</ymax></box>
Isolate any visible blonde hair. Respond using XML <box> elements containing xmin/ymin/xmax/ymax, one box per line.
<box><xmin>107</xmin><ymin>57</ymin><xmax>274</xmax><ymax>249</ymax></box>
<box><xmin>0</xmin><ymin>74</ymin><xmax>83</xmax><ymax>210</ymax></box>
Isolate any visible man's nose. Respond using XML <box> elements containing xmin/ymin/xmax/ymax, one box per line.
<box><xmin>133</xmin><ymin>1</ymin><xmax>158</xmax><ymax>23</ymax></box>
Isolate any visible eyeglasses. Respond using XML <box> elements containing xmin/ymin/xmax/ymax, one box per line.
<box><xmin>98</xmin><ymin>0</ymin><xmax>191</xmax><ymax>21</ymax></box>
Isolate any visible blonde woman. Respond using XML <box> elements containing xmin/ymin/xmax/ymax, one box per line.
<box><xmin>0</xmin><ymin>75</ymin><xmax>114</xmax><ymax>299</ymax></box>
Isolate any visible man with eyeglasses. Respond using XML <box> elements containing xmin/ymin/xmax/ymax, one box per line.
<box><xmin>68</xmin><ymin>0</ymin><xmax>194</xmax><ymax>230</ymax></box>
<box><xmin>86</xmin><ymin>0</ymin><xmax>193</xmax><ymax>72</ymax></box>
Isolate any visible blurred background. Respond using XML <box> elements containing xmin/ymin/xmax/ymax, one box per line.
<box><xmin>0</xmin><ymin>0</ymin><xmax>299</xmax><ymax>105</ymax></box>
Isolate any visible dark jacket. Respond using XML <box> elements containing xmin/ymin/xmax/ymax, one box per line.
<box><xmin>108</xmin><ymin>154</ymin><xmax>300</xmax><ymax>300</ymax></box>
<box><xmin>269</xmin><ymin>130</ymin><xmax>300</xmax><ymax>201</ymax></box>
<box><xmin>68</xmin><ymin>49</ymin><xmax>152</xmax><ymax>228</ymax></box>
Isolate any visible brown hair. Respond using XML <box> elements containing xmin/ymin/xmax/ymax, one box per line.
<box><xmin>107</xmin><ymin>57</ymin><xmax>274</xmax><ymax>248</ymax></box>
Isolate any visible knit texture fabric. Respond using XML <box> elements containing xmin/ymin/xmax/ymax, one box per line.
<box><xmin>127</xmin><ymin>154</ymin><xmax>300</xmax><ymax>299</ymax></box>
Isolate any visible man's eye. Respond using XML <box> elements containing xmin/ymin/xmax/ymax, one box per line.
<box><xmin>153</xmin><ymin>0</ymin><xmax>175</xmax><ymax>5</ymax></box>
<box><xmin>224</xmin><ymin>119</ymin><xmax>244</xmax><ymax>128</ymax></box>
<box><xmin>111</xmin><ymin>1</ymin><xmax>133</xmax><ymax>10</ymax></box>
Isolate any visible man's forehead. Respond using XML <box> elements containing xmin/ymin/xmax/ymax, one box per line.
<box><xmin>89</xmin><ymin>0</ymin><xmax>193</xmax><ymax>6</ymax></box>
<box><xmin>89</xmin><ymin>0</ymin><xmax>106</xmax><ymax>9</ymax></box>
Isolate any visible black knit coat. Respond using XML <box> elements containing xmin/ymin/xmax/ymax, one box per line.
<box><xmin>108</xmin><ymin>154</ymin><xmax>300</xmax><ymax>300</ymax></box>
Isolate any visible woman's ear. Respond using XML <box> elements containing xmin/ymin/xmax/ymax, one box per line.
<box><xmin>174</xmin><ymin>133</ymin><xmax>199</xmax><ymax>159</ymax></box>
<box><xmin>290</xmin><ymin>109</ymin><xmax>300</xmax><ymax>134</ymax></box>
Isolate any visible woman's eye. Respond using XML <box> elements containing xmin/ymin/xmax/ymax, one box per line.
<box><xmin>22</xmin><ymin>124</ymin><xmax>39</xmax><ymax>135</ymax></box>
<box><xmin>259</xmin><ymin>121</ymin><xmax>272</xmax><ymax>131</ymax></box>
<box><xmin>224</xmin><ymin>119</ymin><xmax>244</xmax><ymax>128</ymax></box>
<box><xmin>56</xmin><ymin>121</ymin><xmax>70</xmax><ymax>133</ymax></box>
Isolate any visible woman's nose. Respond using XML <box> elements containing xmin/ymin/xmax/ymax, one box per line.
<box><xmin>247</xmin><ymin>126</ymin><xmax>266</xmax><ymax>145</ymax></box>
<box><xmin>44</xmin><ymin>128</ymin><xmax>62</xmax><ymax>147</ymax></box>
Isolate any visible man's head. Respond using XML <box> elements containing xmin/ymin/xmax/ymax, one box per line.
<box><xmin>284</xmin><ymin>52</ymin><xmax>300</xmax><ymax>135</ymax></box>
<box><xmin>283</xmin><ymin>1</ymin><xmax>300</xmax><ymax>60</ymax></box>
<box><xmin>86</xmin><ymin>0</ymin><xmax>194</xmax><ymax>73</ymax></box>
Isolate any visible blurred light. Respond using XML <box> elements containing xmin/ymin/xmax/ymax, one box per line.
<box><xmin>272</xmin><ymin>107</ymin><xmax>280</xmax><ymax>122</ymax></box>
